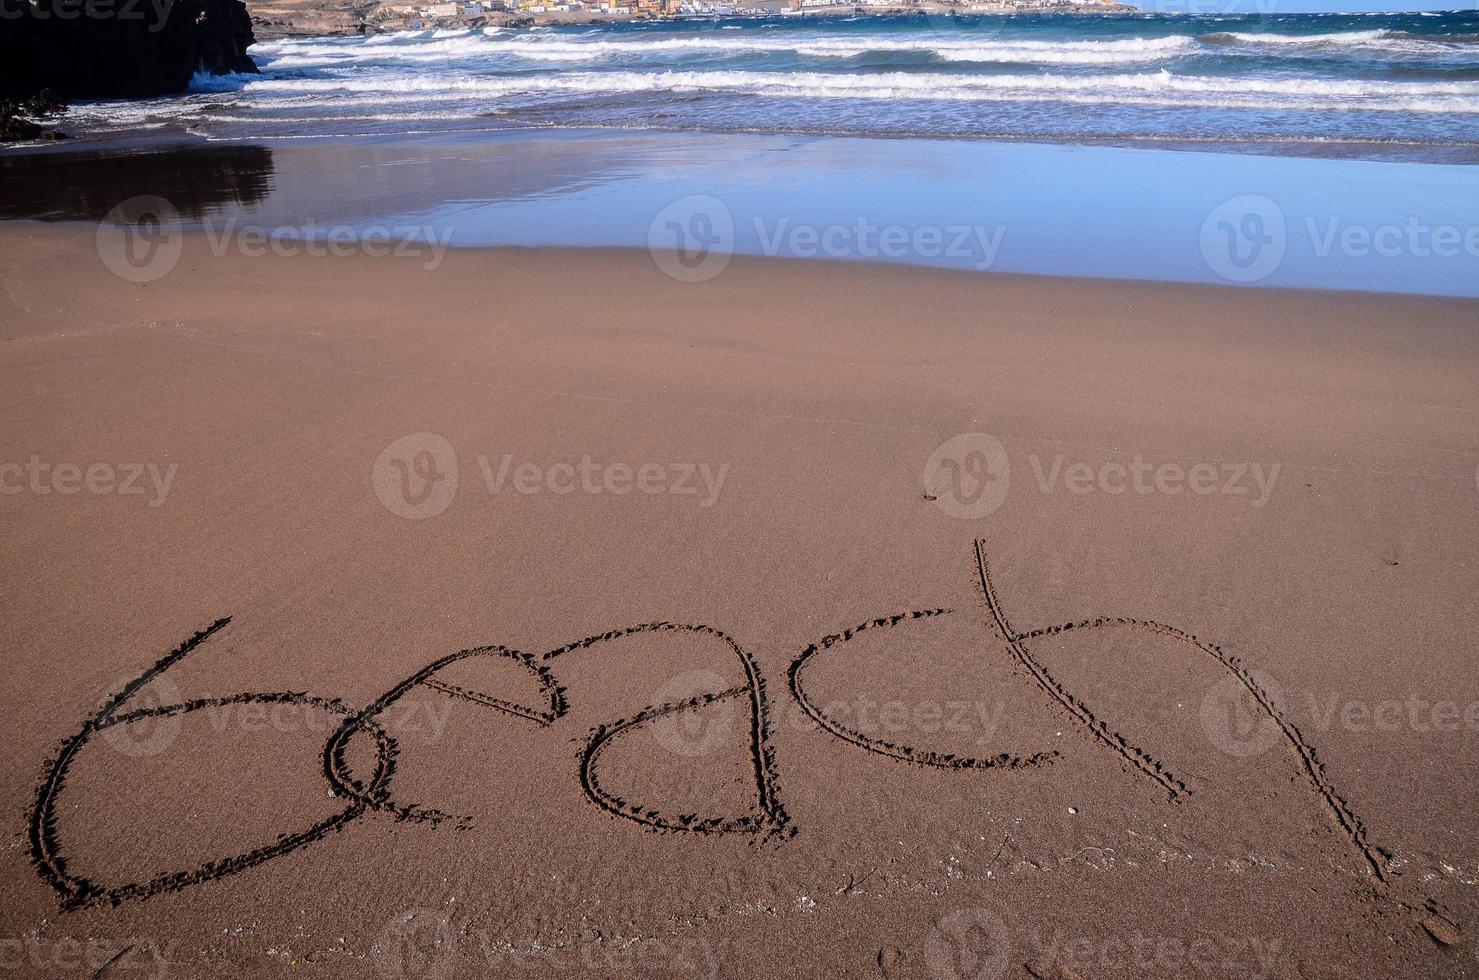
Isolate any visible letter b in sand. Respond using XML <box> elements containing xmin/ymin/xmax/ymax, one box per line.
<box><xmin>648</xmin><ymin>195</ymin><xmax>734</xmax><ymax>283</ymax></box>
<box><xmin>923</xmin><ymin>433</ymin><xmax>1010</xmax><ymax>520</ymax></box>
<box><xmin>372</xmin><ymin>433</ymin><xmax>459</xmax><ymax>520</ymax></box>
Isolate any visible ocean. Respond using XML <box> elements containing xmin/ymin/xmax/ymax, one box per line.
<box><xmin>7</xmin><ymin>11</ymin><xmax>1477</xmax><ymax>296</ymax></box>
<box><xmin>66</xmin><ymin>11</ymin><xmax>1479</xmax><ymax>157</ymax></box>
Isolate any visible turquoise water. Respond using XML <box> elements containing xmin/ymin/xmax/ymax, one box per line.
<box><xmin>66</xmin><ymin>12</ymin><xmax>1479</xmax><ymax>155</ymax></box>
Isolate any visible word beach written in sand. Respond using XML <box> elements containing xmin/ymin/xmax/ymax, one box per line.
<box><xmin>29</xmin><ymin>542</ymin><xmax>1406</xmax><ymax>915</ymax></box>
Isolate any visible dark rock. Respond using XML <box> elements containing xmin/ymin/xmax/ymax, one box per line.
<box><xmin>0</xmin><ymin>0</ymin><xmax>258</xmax><ymax>102</ymax></box>
<box><xmin>0</xmin><ymin>116</ymin><xmax>43</xmax><ymax>141</ymax></box>
<box><xmin>0</xmin><ymin>90</ymin><xmax>68</xmax><ymax>141</ymax></box>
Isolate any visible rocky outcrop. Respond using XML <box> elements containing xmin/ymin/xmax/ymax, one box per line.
<box><xmin>0</xmin><ymin>0</ymin><xmax>259</xmax><ymax>101</ymax></box>
<box><xmin>248</xmin><ymin>0</ymin><xmax>374</xmax><ymax>37</ymax></box>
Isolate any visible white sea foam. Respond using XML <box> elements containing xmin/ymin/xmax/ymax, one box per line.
<box><xmin>103</xmin><ymin>19</ymin><xmax>1479</xmax><ymax>141</ymax></box>
<box><xmin>1211</xmin><ymin>28</ymin><xmax>1395</xmax><ymax>44</ymax></box>
<box><xmin>240</xmin><ymin>67</ymin><xmax>1479</xmax><ymax>113</ymax></box>
<box><xmin>254</xmin><ymin>31</ymin><xmax>1200</xmax><ymax>69</ymax></box>
<box><xmin>1202</xmin><ymin>27</ymin><xmax>1473</xmax><ymax>55</ymax></box>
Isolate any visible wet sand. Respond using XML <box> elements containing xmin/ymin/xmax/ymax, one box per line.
<box><xmin>4</xmin><ymin>132</ymin><xmax>1479</xmax><ymax>296</ymax></box>
<box><xmin>1</xmin><ymin>223</ymin><xmax>1477</xmax><ymax>978</ymax></box>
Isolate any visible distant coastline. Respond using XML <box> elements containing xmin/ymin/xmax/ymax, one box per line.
<box><xmin>251</xmin><ymin>2</ymin><xmax>1133</xmax><ymax>39</ymax></box>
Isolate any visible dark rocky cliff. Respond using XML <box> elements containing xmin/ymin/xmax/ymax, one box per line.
<box><xmin>0</xmin><ymin>0</ymin><xmax>258</xmax><ymax>101</ymax></box>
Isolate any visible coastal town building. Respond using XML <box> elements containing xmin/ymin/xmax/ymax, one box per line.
<box><xmin>316</xmin><ymin>0</ymin><xmax>1127</xmax><ymax>33</ymax></box>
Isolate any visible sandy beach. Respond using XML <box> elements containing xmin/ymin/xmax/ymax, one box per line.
<box><xmin>1</xmin><ymin>220</ymin><xmax>1476</xmax><ymax>977</ymax></box>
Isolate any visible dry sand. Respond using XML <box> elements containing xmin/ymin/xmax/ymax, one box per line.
<box><xmin>1</xmin><ymin>224</ymin><xmax>1476</xmax><ymax>978</ymax></box>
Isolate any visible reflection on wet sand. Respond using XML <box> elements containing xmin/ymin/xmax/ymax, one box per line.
<box><xmin>2</xmin><ymin>129</ymin><xmax>1477</xmax><ymax>297</ymax></box>
<box><xmin>0</xmin><ymin>145</ymin><xmax>276</xmax><ymax>222</ymax></box>
<box><xmin>0</xmin><ymin>132</ymin><xmax>682</xmax><ymax>229</ymax></box>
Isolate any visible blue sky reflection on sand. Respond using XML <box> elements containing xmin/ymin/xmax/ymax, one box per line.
<box><xmin>4</xmin><ymin>128</ymin><xmax>1476</xmax><ymax>296</ymax></box>
<box><xmin>364</xmin><ymin>131</ymin><xmax>1479</xmax><ymax>297</ymax></box>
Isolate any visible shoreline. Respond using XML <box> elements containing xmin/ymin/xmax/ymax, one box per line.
<box><xmin>10</xmin><ymin>120</ymin><xmax>1479</xmax><ymax>167</ymax></box>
